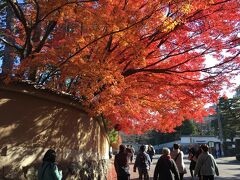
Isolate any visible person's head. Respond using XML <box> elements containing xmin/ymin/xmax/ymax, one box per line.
<box><xmin>140</xmin><ymin>145</ymin><xmax>146</xmax><ymax>152</ymax></box>
<box><xmin>119</xmin><ymin>144</ymin><xmax>126</xmax><ymax>153</ymax></box>
<box><xmin>148</xmin><ymin>144</ymin><xmax>152</xmax><ymax>149</ymax></box>
<box><xmin>198</xmin><ymin>144</ymin><xmax>204</xmax><ymax>151</ymax></box>
<box><xmin>43</xmin><ymin>149</ymin><xmax>56</xmax><ymax>163</ymax></box>
<box><xmin>173</xmin><ymin>143</ymin><xmax>180</xmax><ymax>150</ymax></box>
<box><xmin>201</xmin><ymin>144</ymin><xmax>209</xmax><ymax>152</ymax></box>
<box><xmin>162</xmin><ymin>148</ymin><xmax>170</xmax><ymax>155</ymax></box>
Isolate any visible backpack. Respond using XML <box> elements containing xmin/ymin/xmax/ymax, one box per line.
<box><xmin>139</xmin><ymin>153</ymin><xmax>147</xmax><ymax>167</ymax></box>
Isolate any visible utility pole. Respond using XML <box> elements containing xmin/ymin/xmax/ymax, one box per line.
<box><xmin>216</xmin><ymin>104</ymin><xmax>224</xmax><ymax>156</ymax></box>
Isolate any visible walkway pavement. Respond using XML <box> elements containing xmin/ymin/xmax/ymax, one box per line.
<box><xmin>110</xmin><ymin>155</ymin><xmax>240</xmax><ymax>180</ymax></box>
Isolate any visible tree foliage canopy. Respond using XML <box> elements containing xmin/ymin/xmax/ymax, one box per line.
<box><xmin>0</xmin><ymin>0</ymin><xmax>239</xmax><ymax>133</ymax></box>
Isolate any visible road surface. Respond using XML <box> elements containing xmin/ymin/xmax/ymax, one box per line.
<box><xmin>128</xmin><ymin>155</ymin><xmax>240</xmax><ymax>180</ymax></box>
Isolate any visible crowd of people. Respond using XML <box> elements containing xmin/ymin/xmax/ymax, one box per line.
<box><xmin>35</xmin><ymin>143</ymin><xmax>219</xmax><ymax>180</ymax></box>
<box><xmin>114</xmin><ymin>143</ymin><xmax>219</xmax><ymax>180</ymax></box>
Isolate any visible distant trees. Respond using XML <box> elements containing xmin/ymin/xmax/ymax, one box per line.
<box><xmin>124</xmin><ymin>120</ymin><xmax>199</xmax><ymax>145</ymax></box>
<box><xmin>217</xmin><ymin>95</ymin><xmax>240</xmax><ymax>140</ymax></box>
<box><xmin>209</xmin><ymin>87</ymin><xmax>240</xmax><ymax>141</ymax></box>
<box><xmin>175</xmin><ymin>120</ymin><xmax>198</xmax><ymax>136</ymax></box>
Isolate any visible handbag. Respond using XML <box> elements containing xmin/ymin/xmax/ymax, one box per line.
<box><xmin>121</xmin><ymin>166</ymin><xmax>130</xmax><ymax>175</ymax></box>
<box><xmin>183</xmin><ymin>167</ymin><xmax>187</xmax><ymax>174</ymax></box>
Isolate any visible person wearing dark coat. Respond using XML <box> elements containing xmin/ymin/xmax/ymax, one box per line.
<box><xmin>134</xmin><ymin>145</ymin><xmax>151</xmax><ymax>180</ymax></box>
<box><xmin>114</xmin><ymin>144</ymin><xmax>130</xmax><ymax>180</ymax></box>
<box><xmin>188</xmin><ymin>145</ymin><xmax>197</xmax><ymax>178</ymax></box>
<box><xmin>147</xmin><ymin>144</ymin><xmax>155</xmax><ymax>162</ymax></box>
<box><xmin>153</xmin><ymin>147</ymin><xmax>180</xmax><ymax>180</ymax></box>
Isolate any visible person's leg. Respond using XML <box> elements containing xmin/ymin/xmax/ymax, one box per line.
<box><xmin>138</xmin><ymin>168</ymin><xmax>143</xmax><ymax>180</ymax></box>
<box><xmin>118</xmin><ymin>172</ymin><xmax>130</xmax><ymax>180</ymax></box>
<box><xmin>202</xmin><ymin>175</ymin><xmax>213</xmax><ymax>180</ymax></box>
<box><xmin>198</xmin><ymin>172</ymin><xmax>201</xmax><ymax>180</ymax></box>
<box><xmin>179</xmin><ymin>173</ymin><xmax>184</xmax><ymax>180</ymax></box>
<box><xmin>208</xmin><ymin>175</ymin><xmax>214</xmax><ymax>180</ymax></box>
<box><xmin>190</xmin><ymin>169</ymin><xmax>193</xmax><ymax>177</ymax></box>
<box><xmin>143</xmin><ymin>169</ymin><xmax>149</xmax><ymax>180</ymax></box>
<box><xmin>190</xmin><ymin>161</ymin><xmax>195</xmax><ymax>177</ymax></box>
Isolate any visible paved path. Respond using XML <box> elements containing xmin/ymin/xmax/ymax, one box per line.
<box><xmin>128</xmin><ymin>155</ymin><xmax>240</xmax><ymax>180</ymax></box>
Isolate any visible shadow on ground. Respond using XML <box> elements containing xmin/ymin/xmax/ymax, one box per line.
<box><xmin>131</xmin><ymin>177</ymin><xmax>240</xmax><ymax>180</ymax></box>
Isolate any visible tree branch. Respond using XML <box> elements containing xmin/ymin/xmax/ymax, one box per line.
<box><xmin>0</xmin><ymin>37</ymin><xmax>22</xmax><ymax>51</ymax></box>
<box><xmin>33</xmin><ymin>21</ymin><xmax>57</xmax><ymax>53</ymax></box>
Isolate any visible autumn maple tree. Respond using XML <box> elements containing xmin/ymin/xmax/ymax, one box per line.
<box><xmin>0</xmin><ymin>0</ymin><xmax>239</xmax><ymax>133</ymax></box>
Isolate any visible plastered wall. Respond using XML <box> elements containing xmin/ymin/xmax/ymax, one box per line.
<box><xmin>0</xmin><ymin>83</ymin><xmax>109</xmax><ymax>178</ymax></box>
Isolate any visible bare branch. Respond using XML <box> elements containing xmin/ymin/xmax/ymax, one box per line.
<box><xmin>33</xmin><ymin>21</ymin><xmax>57</xmax><ymax>53</ymax></box>
<box><xmin>33</xmin><ymin>0</ymin><xmax>40</xmax><ymax>24</ymax></box>
<box><xmin>0</xmin><ymin>37</ymin><xmax>22</xmax><ymax>51</ymax></box>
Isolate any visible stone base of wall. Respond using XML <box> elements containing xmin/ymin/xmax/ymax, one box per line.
<box><xmin>1</xmin><ymin>159</ymin><xmax>109</xmax><ymax>180</ymax></box>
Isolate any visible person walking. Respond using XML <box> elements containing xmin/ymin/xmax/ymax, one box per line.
<box><xmin>147</xmin><ymin>144</ymin><xmax>155</xmax><ymax>162</ymax></box>
<box><xmin>133</xmin><ymin>145</ymin><xmax>151</xmax><ymax>180</ymax></box>
<box><xmin>114</xmin><ymin>144</ymin><xmax>130</xmax><ymax>180</ymax></box>
<box><xmin>194</xmin><ymin>144</ymin><xmax>219</xmax><ymax>180</ymax></box>
<box><xmin>126</xmin><ymin>145</ymin><xmax>134</xmax><ymax>163</ymax></box>
<box><xmin>194</xmin><ymin>145</ymin><xmax>204</xmax><ymax>180</ymax></box>
<box><xmin>188</xmin><ymin>145</ymin><xmax>197</xmax><ymax>178</ymax></box>
<box><xmin>130</xmin><ymin>145</ymin><xmax>135</xmax><ymax>163</ymax></box>
<box><xmin>170</xmin><ymin>144</ymin><xmax>187</xmax><ymax>180</ymax></box>
<box><xmin>153</xmin><ymin>147</ymin><xmax>180</xmax><ymax>180</ymax></box>
<box><xmin>38</xmin><ymin>149</ymin><xmax>62</xmax><ymax>180</ymax></box>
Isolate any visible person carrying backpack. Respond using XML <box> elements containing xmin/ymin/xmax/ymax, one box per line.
<box><xmin>194</xmin><ymin>144</ymin><xmax>219</xmax><ymax>180</ymax></box>
<box><xmin>133</xmin><ymin>145</ymin><xmax>151</xmax><ymax>180</ymax></box>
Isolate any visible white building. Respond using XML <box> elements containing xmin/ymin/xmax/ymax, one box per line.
<box><xmin>181</xmin><ymin>136</ymin><xmax>221</xmax><ymax>144</ymax></box>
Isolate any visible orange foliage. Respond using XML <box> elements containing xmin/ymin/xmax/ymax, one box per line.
<box><xmin>1</xmin><ymin>0</ymin><xmax>240</xmax><ymax>133</ymax></box>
